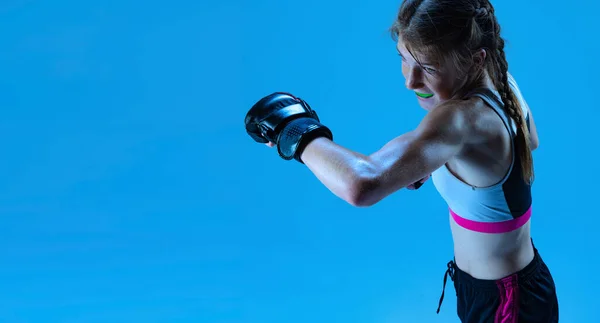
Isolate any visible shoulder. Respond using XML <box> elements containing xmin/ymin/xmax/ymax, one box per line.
<box><xmin>416</xmin><ymin>98</ymin><xmax>484</xmax><ymax>143</ymax></box>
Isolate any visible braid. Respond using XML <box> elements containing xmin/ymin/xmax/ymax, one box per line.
<box><xmin>390</xmin><ymin>0</ymin><xmax>535</xmax><ymax>184</ymax></box>
<box><xmin>473</xmin><ymin>0</ymin><xmax>493</xmax><ymax>19</ymax></box>
<box><xmin>490</xmin><ymin>9</ymin><xmax>534</xmax><ymax>184</ymax></box>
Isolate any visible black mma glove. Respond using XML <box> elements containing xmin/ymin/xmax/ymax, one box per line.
<box><xmin>245</xmin><ymin>92</ymin><xmax>333</xmax><ymax>163</ymax></box>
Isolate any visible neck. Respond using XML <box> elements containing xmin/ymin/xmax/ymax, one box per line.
<box><xmin>453</xmin><ymin>69</ymin><xmax>497</xmax><ymax>99</ymax></box>
<box><xmin>481</xmin><ymin>70</ymin><xmax>497</xmax><ymax>91</ymax></box>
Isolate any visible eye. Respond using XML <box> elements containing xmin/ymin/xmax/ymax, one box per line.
<box><xmin>423</xmin><ymin>66</ymin><xmax>437</xmax><ymax>74</ymax></box>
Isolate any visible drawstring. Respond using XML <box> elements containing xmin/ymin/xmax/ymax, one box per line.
<box><xmin>436</xmin><ymin>260</ymin><xmax>455</xmax><ymax>314</ymax></box>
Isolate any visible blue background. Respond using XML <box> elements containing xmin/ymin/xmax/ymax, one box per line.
<box><xmin>1</xmin><ymin>0</ymin><xmax>598</xmax><ymax>322</ymax></box>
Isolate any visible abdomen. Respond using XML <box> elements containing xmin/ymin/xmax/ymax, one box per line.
<box><xmin>450</xmin><ymin>213</ymin><xmax>534</xmax><ymax>280</ymax></box>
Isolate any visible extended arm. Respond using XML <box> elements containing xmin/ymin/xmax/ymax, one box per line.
<box><xmin>301</xmin><ymin>101</ymin><xmax>472</xmax><ymax>207</ymax></box>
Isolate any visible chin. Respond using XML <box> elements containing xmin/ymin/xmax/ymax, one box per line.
<box><xmin>417</xmin><ymin>98</ymin><xmax>436</xmax><ymax>111</ymax></box>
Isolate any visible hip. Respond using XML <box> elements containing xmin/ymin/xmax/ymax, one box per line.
<box><xmin>451</xmin><ymin>241</ymin><xmax>559</xmax><ymax>322</ymax></box>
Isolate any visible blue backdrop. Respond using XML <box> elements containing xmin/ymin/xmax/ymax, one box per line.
<box><xmin>1</xmin><ymin>0</ymin><xmax>598</xmax><ymax>322</ymax></box>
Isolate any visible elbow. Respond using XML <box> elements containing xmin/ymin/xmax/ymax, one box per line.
<box><xmin>530</xmin><ymin>138</ymin><xmax>539</xmax><ymax>151</ymax></box>
<box><xmin>531</xmin><ymin>142</ymin><xmax>539</xmax><ymax>151</ymax></box>
<box><xmin>345</xmin><ymin>176</ymin><xmax>382</xmax><ymax>208</ymax></box>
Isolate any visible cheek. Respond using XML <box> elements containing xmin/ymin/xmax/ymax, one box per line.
<box><xmin>401</xmin><ymin>63</ymin><xmax>408</xmax><ymax>78</ymax></box>
<box><xmin>429</xmin><ymin>76</ymin><xmax>455</xmax><ymax>99</ymax></box>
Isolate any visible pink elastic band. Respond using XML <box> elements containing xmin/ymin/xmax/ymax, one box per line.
<box><xmin>450</xmin><ymin>206</ymin><xmax>531</xmax><ymax>234</ymax></box>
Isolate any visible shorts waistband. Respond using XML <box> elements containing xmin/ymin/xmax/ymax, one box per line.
<box><xmin>451</xmin><ymin>244</ymin><xmax>541</xmax><ymax>291</ymax></box>
<box><xmin>436</xmin><ymin>239</ymin><xmax>540</xmax><ymax>314</ymax></box>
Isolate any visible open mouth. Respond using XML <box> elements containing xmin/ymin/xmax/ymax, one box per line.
<box><xmin>415</xmin><ymin>92</ymin><xmax>434</xmax><ymax>99</ymax></box>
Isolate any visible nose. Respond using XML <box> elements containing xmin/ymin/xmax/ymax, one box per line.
<box><xmin>404</xmin><ymin>66</ymin><xmax>424</xmax><ymax>90</ymax></box>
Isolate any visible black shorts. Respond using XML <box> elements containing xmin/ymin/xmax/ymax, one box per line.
<box><xmin>436</xmin><ymin>240</ymin><xmax>559</xmax><ymax>322</ymax></box>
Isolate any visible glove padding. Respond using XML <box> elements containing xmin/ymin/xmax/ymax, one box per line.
<box><xmin>245</xmin><ymin>92</ymin><xmax>333</xmax><ymax>162</ymax></box>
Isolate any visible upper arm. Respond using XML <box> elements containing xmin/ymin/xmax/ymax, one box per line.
<box><xmin>364</xmin><ymin>102</ymin><xmax>472</xmax><ymax>202</ymax></box>
<box><xmin>523</xmin><ymin>102</ymin><xmax>539</xmax><ymax>150</ymax></box>
<box><xmin>508</xmin><ymin>73</ymin><xmax>539</xmax><ymax>150</ymax></box>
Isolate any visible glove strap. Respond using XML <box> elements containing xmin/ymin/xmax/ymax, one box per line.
<box><xmin>277</xmin><ymin>117</ymin><xmax>333</xmax><ymax>163</ymax></box>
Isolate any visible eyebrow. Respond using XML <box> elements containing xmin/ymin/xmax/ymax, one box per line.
<box><xmin>397</xmin><ymin>51</ymin><xmax>436</xmax><ymax>67</ymax></box>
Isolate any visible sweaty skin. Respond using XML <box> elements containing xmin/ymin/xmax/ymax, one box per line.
<box><xmin>266</xmin><ymin>37</ymin><xmax>540</xmax><ymax>281</ymax></box>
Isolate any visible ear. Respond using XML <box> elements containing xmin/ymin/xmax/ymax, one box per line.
<box><xmin>472</xmin><ymin>48</ymin><xmax>487</xmax><ymax>68</ymax></box>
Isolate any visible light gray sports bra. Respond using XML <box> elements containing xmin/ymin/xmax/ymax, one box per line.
<box><xmin>431</xmin><ymin>74</ymin><xmax>532</xmax><ymax>234</ymax></box>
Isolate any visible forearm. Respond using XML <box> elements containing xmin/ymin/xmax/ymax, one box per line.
<box><xmin>300</xmin><ymin>137</ymin><xmax>377</xmax><ymax>206</ymax></box>
<box><xmin>299</xmin><ymin>122</ymin><xmax>460</xmax><ymax>207</ymax></box>
<box><xmin>246</xmin><ymin>92</ymin><xmax>467</xmax><ymax>209</ymax></box>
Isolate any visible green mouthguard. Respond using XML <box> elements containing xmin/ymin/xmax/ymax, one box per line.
<box><xmin>416</xmin><ymin>92</ymin><xmax>434</xmax><ymax>98</ymax></box>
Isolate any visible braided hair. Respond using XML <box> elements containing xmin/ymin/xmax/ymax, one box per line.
<box><xmin>390</xmin><ymin>0</ymin><xmax>534</xmax><ymax>184</ymax></box>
